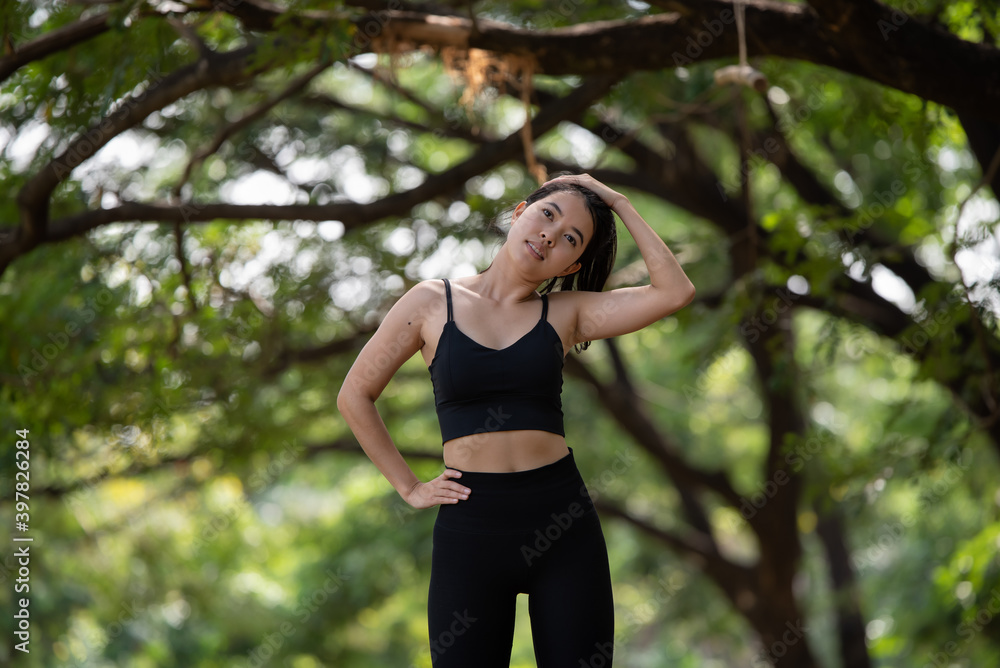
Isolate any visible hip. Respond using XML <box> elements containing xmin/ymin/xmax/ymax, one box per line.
<box><xmin>434</xmin><ymin>446</ymin><xmax>599</xmax><ymax>535</ymax></box>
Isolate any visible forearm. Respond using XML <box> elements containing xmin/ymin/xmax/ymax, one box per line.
<box><xmin>338</xmin><ymin>393</ymin><xmax>421</xmax><ymax>499</ymax></box>
<box><xmin>613</xmin><ymin>199</ymin><xmax>695</xmax><ymax>295</ymax></box>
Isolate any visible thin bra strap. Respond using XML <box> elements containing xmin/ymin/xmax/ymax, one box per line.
<box><xmin>540</xmin><ymin>293</ymin><xmax>549</xmax><ymax>322</ymax></box>
<box><xmin>442</xmin><ymin>278</ymin><xmax>454</xmax><ymax>321</ymax></box>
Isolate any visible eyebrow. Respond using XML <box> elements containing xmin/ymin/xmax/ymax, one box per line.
<box><xmin>544</xmin><ymin>200</ymin><xmax>586</xmax><ymax>245</ymax></box>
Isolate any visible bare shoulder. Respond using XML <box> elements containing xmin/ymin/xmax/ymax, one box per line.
<box><xmin>338</xmin><ymin>280</ymin><xmax>445</xmax><ymax>399</ymax></box>
<box><xmin>384</xmin><ymin>279</ymin><xmax>446</xmax><ymax>321</ymax></box>
<box><xmin>402</xmin><ymin>278</ymin><xmax>445</xmax><ymax>300</ymax></box>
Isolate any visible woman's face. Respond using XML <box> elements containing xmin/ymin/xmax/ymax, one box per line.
<box><xmin>507</xmin><ymin>191</ymin><xmax>595</xmax><ymax>281</ymax></box>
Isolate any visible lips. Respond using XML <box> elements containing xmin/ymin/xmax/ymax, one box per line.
<box><xmin>526</xmin><ymin>241</ymin><xmax>544</xmax><ymax>260</ymax></box>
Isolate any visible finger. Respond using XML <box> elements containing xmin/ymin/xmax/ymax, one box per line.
<box><xmin>431</xmin><ymin>478</ymin><xmax>471</xmax><ymax>496</ymax></box>
<box><xmin>439</xmin><ymin>469</ymin><xmax>463</xmax><ymax>481</ymax></box>
<box><xmin>429</xmin><ymin>480</ymin><xmax>471</xmax><ymax>501</ymax></box>
<box><xmin>417</xmin><ymin>487</ymin><xmax>458</xmax><ymax>507</ymax></box>
<box><xmin>447</xmin><ymin>482</ymin><xmax>471</xmax><ymax>497</ymax></box>
<box><xmin>433</xmin><ymin>488</ymin><xmax>467</xmax><ymax>503</ymax></box>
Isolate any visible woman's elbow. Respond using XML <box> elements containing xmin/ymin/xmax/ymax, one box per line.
<box><xmin>337</xmin><ymin>377</ymin><xmax>377</xmax><ymax>417</ymax></box>
<box><xmin>336</xmin><ymin>387</ymin><xmax>351</xmax><ymax>415</ymax></box>
<box><xmin>656</xmin><ymin>283</ymin><xmax>695</xmax><ymax>318</ymax></box>
<box><xmin>337</xmin><ymin>380</ymin><xmax>362</xmax><ymax>417</ymax></box>
<box><xmin>680</xmin><ymin>282</ymin><xmax>696</xmax><ymax>307</ymax></box>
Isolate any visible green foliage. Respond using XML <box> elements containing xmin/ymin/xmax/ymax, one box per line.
<box><xmin>2</xmin><ymin>1</ymin><xmax>999</xmax><ymax>667</ymax></box>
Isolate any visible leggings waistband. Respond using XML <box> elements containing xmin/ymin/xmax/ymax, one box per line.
<box><xmin>435</xmin><ymin>447</ymin><xmax>597</xmax><ymax>533</ymax></box>
<box><xmin>445</xmin><ymin>447</ymin><xmax>579</xmax><ymax>491</ymax></box>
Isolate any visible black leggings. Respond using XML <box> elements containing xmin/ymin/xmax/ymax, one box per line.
<box><xmin>427</xmin><ymin>447</ymin><xmax>614</xmax><ymax>667</ymax></box>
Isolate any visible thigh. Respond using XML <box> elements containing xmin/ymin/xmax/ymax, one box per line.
<box><xmin>428</xmin><ymin>522</ymin><xmax>520</xmax><ymax>668</ymax></box>
<box><xmin>526</xmin><ymin>511</ymin><xmax>615</xmax><ymax>668</ymax></box>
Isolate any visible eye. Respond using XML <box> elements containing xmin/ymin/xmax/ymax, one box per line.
<box><xmin>543</xmin><ymin>208</ymin><xmax>553</xmax><ymax>219</ymax></box>
<box><xmin>565</xmin><ymin>234</ymin><xmax>577</xmax><ymax>246</ymax></box>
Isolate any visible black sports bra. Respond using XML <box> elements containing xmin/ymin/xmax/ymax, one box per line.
<box><xmin>429</xmin><ymin>279</ymin><xmax>565</xmax><ymax>444</ymax></box>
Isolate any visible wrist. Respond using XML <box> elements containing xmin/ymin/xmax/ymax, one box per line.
<box><xmin>610</xmin><ymin>196</ymin><xmax>632</xmax><ymax>215</ymax></box>
<box><xmin>401</xmin><ymin>478</ymin><xmax>421</xmax><ymax>499</ymax></box>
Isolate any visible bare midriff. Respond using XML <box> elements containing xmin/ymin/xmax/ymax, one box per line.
<box><xmin>443</xmin><ymin>430</ymin><xmax>570</xmax><ymax>473</ymax></box>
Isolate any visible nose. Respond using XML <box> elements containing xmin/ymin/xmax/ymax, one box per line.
<box><xmin>539</xmin><ymin>231</ymin><xmax>552</xmax><ymax>245</ymax></box>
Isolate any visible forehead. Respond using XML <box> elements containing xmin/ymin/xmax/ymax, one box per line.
<box><xmin>544</xmin><ymin>190</ymin><xmax>588</xmax><ymax>212</ymax></box>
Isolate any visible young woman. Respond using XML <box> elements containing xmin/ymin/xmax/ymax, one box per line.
<box><xmin>337</xmin><ymin>173</ymin><xmax>695</xmax><ymax>666</ymax></box>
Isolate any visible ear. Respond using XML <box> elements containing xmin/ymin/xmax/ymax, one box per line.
<box><xmin>510</xmin><ymin>200</ymin><xmax>527</xmax><ymax>224</ymax></box>
<box><xmin>555</xmin><ymin>261</ymin><xmax>581</xmax><ymax>277</ymax></box>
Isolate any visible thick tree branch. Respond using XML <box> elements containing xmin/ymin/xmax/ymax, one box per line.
<box><xmin>263</xmin><ymin>327</ymin><xmax>377</xmax><ymax>378</ymax></box>
<box><xmin>172</xmin><ymin>59</ymin><xmax>332</xmax><ymax>198</ymax></box>
<box><xmin>594</xmin><ymin>497</ymin><xmax>720</xmax><ymax>564</ymax></box>
<box><xmin>38</xmin><ymin>436</ymin><xmax>440</xmax><ymax>499</ymax></box>
<box><xmin>6</xmin><ymin>43</ymin><xmax>270</xmax><ymax>275</ymax></box>
<box><xmin>815</xmin><ymin>501</ymin><xmax>873</xmax><ymax>668</ymax></box>
<box><xmin>564</xmin><ymin>351</ymin><xmax>742</xmax><ymax>507</ymax></box>
<box><xmin>5</xmin><ymin>74</ymin><xmax>616</xmax><ymax>273</ymax></box>
<box><xmin>0</xmin><ymin>11</ymin><xmax>111</xmax><ymax>83</ymax></box>
<box><xmin>603</xmin><ymin>339</ymin><xmax>718</xmax><ymax>545</ymax></box>
<box><xmin>375</xmin><ymin>4</ymin><xmax>999</xmax><ymax>117</ymax></box>
<box><xmin>199</xmin><ymin>0</ymin><xmax>1000</xmax><ymax>117</ymax></box>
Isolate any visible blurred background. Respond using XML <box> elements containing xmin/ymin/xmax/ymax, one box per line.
<box><xmin>1</xmin><ymin>0</ymin><xmax>999</xmax><ymax>666</ymax></box>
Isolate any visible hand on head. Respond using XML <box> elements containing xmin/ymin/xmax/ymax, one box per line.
<box><xmin>542</xmin><ymin>173</ymin><xmax>625</xmax><ymax>211</ymax></box>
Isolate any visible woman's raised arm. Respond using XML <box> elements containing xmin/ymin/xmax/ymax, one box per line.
<box><xmin>548</xmin><ymin>173</ymin><xmax>696</xmax><ymax>346</ymax></box>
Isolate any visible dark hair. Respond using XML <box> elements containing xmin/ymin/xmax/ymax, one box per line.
<box><xmin>488</xmin><ymin>178</ymin><xmax>618</xmax><ymax>352</ymax></box>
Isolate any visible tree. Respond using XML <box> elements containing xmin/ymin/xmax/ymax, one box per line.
<box><xmin>2</xmin><ymin>1</ymin><xmax>999</xmax><ymax>666</ymax></box>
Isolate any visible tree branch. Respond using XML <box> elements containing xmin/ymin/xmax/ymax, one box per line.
<box><xmin>172</xmin><ymin>59</ymin><xmax>332</xmax><ymax>199</ymax></box>
<box><xmin>0</xmin><ymin>11</ymin><xmax>111</xmax><ymax>84</ymax></box>
<box><xmin>4</xmin><ymin>74</ymin><xmax>617</xmax><ymax>274</ymax></box>
<box><xmin>7</xmin><ymin>43</ymin><xmax>270</xmax><ymax>274</ymax></box>
<box><xmin>38</xmin><ymin>436</ymin><xmax>441</xmax><ymax>500</ymax></box>
<box><xmin>814</xmin><ymin>500</ymin><xmax>873</xmax><ymax>668</ymax></box>
<box><xmin>564</xmin><ymin>351</ymin><xmax>743</xmax><ymax>507</ymax></box>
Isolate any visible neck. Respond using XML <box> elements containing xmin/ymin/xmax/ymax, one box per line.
<box><xmin>472</xmin><ymin>254</ymin><xmax>541</xmax><ymax>304</ymax></box>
